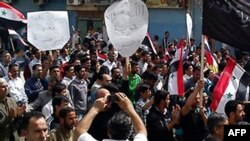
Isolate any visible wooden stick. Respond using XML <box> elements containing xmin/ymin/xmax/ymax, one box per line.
<box><xmin>200</xmin><ymin>34</ymin><xmax>205</xmax><ymax>107</ymax></box>
<box><xmin>9</xmin><ymin>36</ymin><xmax>15</xmax><ymax>53</ymax></box>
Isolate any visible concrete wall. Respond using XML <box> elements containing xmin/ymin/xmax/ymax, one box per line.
<box><xmin>11</xmin><ymin>0</ymin><xmax>76</xmax><ymax>33</ymax></box>
<box><xmin>10</xmin><ymin>0</ymin><xmax>222</xmax><ymax>49</ymax></box>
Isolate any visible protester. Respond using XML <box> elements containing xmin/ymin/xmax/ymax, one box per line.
<box><xmin>146</xmin><ymin>90</ymin><xmax>180</xmax><ymax>141</ymax></box>
<box><xmin>225</xmin><ymin>100</ymin><xmax>246</xmax><ymax>125</ymax></box>
<box><xmin>47</xmin><ymin>106</ymin><xmax>76</xmax><ymax>141</ymax></box>
<box><xmin>74</xmin><ymin>92</ymin><xmax>147</xmax><ymax>141</ymax></box>
<box><xmin>181</xmin><ymin>80</ymin><xmax>209</xmax><ymax>141</ymax></box>
<box><xmin>0</xmin><ymin>78</ymin><xmax>26</xmax><ymax>141</ymax></box>
<box><xmin>203</xmin><ymin>113</ymin><xmax>228</xmax><ymax>141</ymax></box>
<box><xmin>21</xmin><ymin>111</ymin><xmax>48</xmax><ymax>141</ymax></box>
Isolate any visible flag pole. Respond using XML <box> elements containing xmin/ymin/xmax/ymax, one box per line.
<box><xmin>9</xmin><ymin>36</ymin><xmax>15</xmax><ymax>53</ymax></box>
<box><xmin>200</xmin><ymin>34</ymin><xmax>205</xmax><ymax>107</ymax></box>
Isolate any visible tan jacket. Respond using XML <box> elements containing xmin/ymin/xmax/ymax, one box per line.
<box><xmin>47</xmin><ymin>126</ymin><xmax>74</xmax><ymax>141</ymax></box>
<box><xmin>0</xmin><ymin>97</ymin><xmax>19</xmax><ymax>141</ymax></box>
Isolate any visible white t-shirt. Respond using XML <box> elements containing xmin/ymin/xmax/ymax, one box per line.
<box><xmin>77</xmin><ymin>133</ymin><xmax>147</xmax><ymax>141</ymax></box>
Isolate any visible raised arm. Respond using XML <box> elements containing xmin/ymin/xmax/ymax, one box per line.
<box><xmin>74</xmin><ymin>97</ymin><xmax>107</xmax><ymax>141</ymax></box>
<box><xmin>181</xmin><ymin>80</ymin><xmax>204</xmax><ymax>116</ymax></box>
<box><xmin>115</xmin><ymin>93</ymin><xmax>147</xmax><ymax>136</ymax></box>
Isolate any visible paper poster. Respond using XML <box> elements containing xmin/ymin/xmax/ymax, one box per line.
<box><xmin>27</xmin><ymin>11</ymin><xmax>70</xmax><ymax>51</ymax></box>
<box><xmin>186</xmin><ymin>13</ymin><xmax>192</xmax><ymax>40</ymax></box>
<box><xmin>105</xmin><ymin>0</ymin><xmax>149</xmax><ymax>57</ymax></box>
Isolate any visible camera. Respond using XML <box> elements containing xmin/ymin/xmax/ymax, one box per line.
<box><xmin>107</xmin><ymin>95</ymin><xmax>119</xmax><ymax>102</ymax></box>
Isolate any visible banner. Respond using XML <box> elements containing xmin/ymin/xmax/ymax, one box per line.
<box><xmin>104</xmin><ymin>0</ymin><xmax>149</xmax><ymax>57</ymax></box>
<box><xmin>202</xmin><ymin>0</ymin><xmax>250</xmax><ymax>51</ymax></box>
<box><xmin>27</xmin><ymin>11</ymin><xmax>70</xmax><ymax>51</ymax></box>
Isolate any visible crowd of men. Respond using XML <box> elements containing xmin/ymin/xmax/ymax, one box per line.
<box><xmin>0</xmin><ymin>28</ymin><xmax>250</xmax><ymax>141</ymax></box>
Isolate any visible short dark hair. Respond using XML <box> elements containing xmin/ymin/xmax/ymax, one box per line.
<box><xmin>59</xmin><ymin>106</ymin><xmax>75</xmax><ymax>119</ymax></box>
<box><xmin>99</xmin><ymin>65</ymin><xmax>110</xmax><ymax>74</ymax></box>
<box><xmin>74</xmin><ymin>65</ymin><xmax>84</xmax><ymax>73</ymax></box>
<box><xmin>154</xmin><ymin>90</ymin><xmax>169</xmax><ymax>105</ymax></box>
<box><xmin>21</xmin><ymin>111</ymin><xmax>45</xmax><ymax>130</ymax></box>
<box><xmin>137</xmin><ymin>84</ymin><xmax>150</xmax><ymax>94</ymax></box>
<box><xmin>64</xmin><ymin>64</ymin><xmax>74</xmax><ymax>72</ymax></box>
<box><xmin>49</xmin><ymin>65</ymin><xmax>60</xmax><ymax>73</ymax></box>
<box><xmin>52</xmin><ymin>83</ymin><xmax>66</xmax><ymax>97</ymax></box>
<box><xmin>48</xmin><ymin>76</ymin><xmax>60</xmax><ymax>84</ymax></box>
<box><xmin>8</xmin><ymin>63</ymin><xmax>19</xmax><ymax>71</ymax></box>
<box><xmin>100</xmin><ymin>83</ymin><xmax>119</xmax><ymax>94</ymax></box>
<box><xmin>225</xmin><ymin>100</ymin><xmax>243</xmax><ymax>117</ymax></box>
<box><xmin>80</xmin><ymin>57</ymin><xmax>90</xmax><ymax>65</ymax></box>
<box><xmin>130</xmin><ymin>61</ymin><xmax>139</xmax><ymax>68</ymax></box>
<box><xmin>52</xmin><ymin>96</ymin><xmax>69</xmax><ymax>113</ymax></box>
<box><xmin>107</xmin><ymin>111</ymin><xmax>132</xmax><ymax>140</ymax></box>
<box><xmin>96</xmin><ymin>72</ymin><xmax>105</xmax><ymax>81</ymax></box>
<box><xmin>111</xmin><ymin>67</ymin><xmax>120</xmax><ymax>74</ymax></box>
<box><xmin>207</xmin><ymin>113</ymin><xmax>227</xmax><ymax>134</ymax></box>
<box><xmin>146</xmin><ymin>72</ymin><xmax>158</xmax><ymax>81</ymax></box>
<box><xmin>32</xmin><ymin>63</ymin><xmax>42</xmax><ymax>71</ymax></box>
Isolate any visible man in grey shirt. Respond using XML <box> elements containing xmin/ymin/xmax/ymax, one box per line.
<box><xmin>68</xmin><ymin>65</ymin><xmax>88</xmax><ymax>120</ymax></box>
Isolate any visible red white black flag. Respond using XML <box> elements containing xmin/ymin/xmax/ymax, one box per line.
<box><xmin>210</xmin><ymin>57</ymin><xmax>250</xmax><ymax>113</ymax></box>
<box><xmin>0</xmin><ymin>2</ymin><xmax>27</xmax><ymax>30</ymax></box>
<box><xmin>167</xmin><ymin>38</ymin><xmax>185</xmax><ymax>96</ymax></box>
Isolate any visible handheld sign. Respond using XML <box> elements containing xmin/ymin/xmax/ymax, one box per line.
<box><xmin>104</xmin><ymin>0</ymin><xmax>149</xmax><ymax>57</ymax></box>
<box><xmin>27</xmin><ymin>11</ymin><xmax>70</xmax><ymax>51</ymax></box>
<box><xmin>186</xmin><ymin>13</ymin><xmax>192</xmax><ymax>40</ymax></box>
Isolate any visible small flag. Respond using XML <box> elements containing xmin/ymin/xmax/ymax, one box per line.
<box><xmin>142</xmin><ymin>32</ymin><xmax>157</xmax><ymax>54</ymax></box>
<box><xmin>204</xmin><ymin>38</ymin><xmax>218</xmax><ymax>73</ymax></box>
<box><xmin>0</xmin><ymin>2</ymin><xmax>27</xmax><ymax>30</ymax></box>
<box><xmin>8</xmin><ymin>29</ymin><xmax>28</xmax><ymax>46</ymax></box>
<box><xmin>168</xmin><ymin>38</ymin><xmax>185</xmax><ymax>96</ymax></box>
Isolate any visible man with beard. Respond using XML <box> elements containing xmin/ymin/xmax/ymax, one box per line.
<box><xmin>47</xmin><ymin>106</ymin><xmax>76</xmax><ymax>141</ymax></box>
<box><xmin>181</xmin><ymin>80</ymin><xmax>209</xmax><ymax>141</ymax></box>
<box><xmin>225</xmin><ymin>100</ymin><xmax>246</xmax><ymax>125</ymax></box>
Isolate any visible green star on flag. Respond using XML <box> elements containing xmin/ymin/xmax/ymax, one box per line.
<box><xmin>170</xmin><ymin>74</ymin><xmax>175</xmax><ymax>79</ymax></box>
<box><xmin>226</xmin><ymin>92</ymin><xmax>233</xmax><ymax>99</ymax></box>
<box><xmin>232</xmin><ymin>75</ymin><xmax>236</xmax><ymax>80</ymax></box>
<box><xmin>1</xmin><ymin>10</ymin><xmax>7</xmax><ymax>16</ymax></box>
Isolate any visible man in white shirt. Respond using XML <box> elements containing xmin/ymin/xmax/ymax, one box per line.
<box><xmin>74</xmin><ymin>93</ymin><xmax>147</xmax><ymax>141</ymax></box>
<box><xmin>28</xmin><ymin>48</ymin><xmax>41</xmax><ymax>74</ymax></box>
<box><xmin>61</xmin><ymin>64</ymin><xmax>75</xmax><ymax>88</ymax></box>
<box><xmin>102</xmin><ymin>51</ymin><xmax>117</xmax><ymax>74</ymax></box>
<box><xmin>4</xmin><ymin>63</ymin><xmax>28</xmax><ymax>103</ymax></box>
<box><xmin>138</xmin><ymin>51</ymin><xmax>151</xmax><ymax>74</ymax></box>
<box><xmin>42</xmin><ymin>83</ymin><xmax>72</xmax><ymax>119</ymax></box>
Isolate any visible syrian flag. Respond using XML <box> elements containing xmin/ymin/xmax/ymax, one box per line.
<box><xmin>204</xmin><ymin>38</ymin><xmax>218</xmax><ymax>73</ymax></box>
<box><xmin>142</xmin><ymin>32</ymin><xmax>157</xmax><ymax>54</ymax></box>
<box><xmin>0</xmin><ymin>2</ymin><xmax>27</xmax><ymax>30</ymax></box>
<box><xmin>8</xmin><ymin>29</ymin><xmax>28</xmax><ymax>46</ymax></box>
<box><xmin>167</xmin><ymin>38</ymin><xmax>185</xmax><ymax>96</ymax></box>
<box><xmin>210</xmin><ymin>57</ymin><xmax>250</xmax><ymax>114</ymax></box>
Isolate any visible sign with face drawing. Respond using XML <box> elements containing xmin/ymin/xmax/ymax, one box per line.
<box><xmin>27</xmin><ymin>11</ymin><xmax>70</xmax><ymax>51</ymax></box>
<box><xmin>104</xmin><ymin>0</ymin><xmax>149</xmax><ymax>57</ymax></box>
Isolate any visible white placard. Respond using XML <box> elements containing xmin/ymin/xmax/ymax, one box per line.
<box><xmin>186</xmin><ymin>13</ymin><xmax>192</xmax><ymax>40</ymax></box>
<box><xmin>27</xmin><ymin>11</ymin><xmax>70</xmax><ymax>51</ymax></box>
<box><xmin>104</xmin><ymin>0</ymin><xmax>149</xmax><ymax>57</ymax></box>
